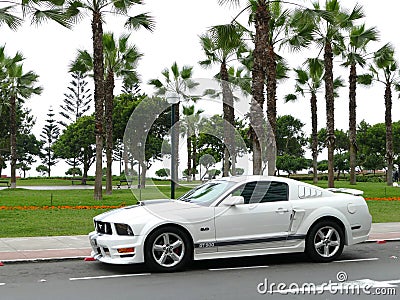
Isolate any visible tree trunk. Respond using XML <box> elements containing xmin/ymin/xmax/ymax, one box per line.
<box><xmin>349</xmin><ymin>63</ymin><xmax>357</xmax><ymax>185</ymax></box>
<box><xmin>324</xmin><ymin>41</ymin><xmax>335</xmax><ymax>188</ymax></box>
<box><xmin>187</xmin><ymin>135</ymin><xmax>192</xmax><ymax>181</ymax></box>
<box><xmin>385</xmin><ymin>82</ymin><xmax>393</xmax><ymax>186</ymax></box>
<box><xmin>265</xmin><ymin>44</ymin><xmax>277</xmax><ymax>176</ymax></box>
<box><xmin>105</xmin><ymin>71</ymin><xmax>115</xmax><ymax>195</ymax></box>
<box><xmin>221</xmin><ymin>61</ymin><xmax>235</xmax><ymax>176</ymax></box>
<box><xmin>310</xmin><ymin>92</ymin><xmax>318</xmax><ymax>184</ymax></box>
<box><xmin>47</xmin><ymin>148</ymin><xmax>51</xmax><ymax>177</ymax></box>
<box><xmin>0</xmin><ymin>155</ymin><xmax>3</xmax><ymax>177</ymax></box>
<box><xmin>10</xmin><ymin>94</ymin><xmax>17</xmax><ymax>188</ymax></box>
<box><xmin>140</xmin><ymin>161</ymin><xmax>147</xmax><ymax>188</ymax></box>
<box><xmin>82</xmin><ymin>151</ymin><xmax>88</xmax><ymax>185</ymax></box>
<box><xmin>192</xmin><ymin>135</ymin><xmax>197</xmax><ymax>181</ymax></box>
<box><xmin>92</xmin><ymin>11</ymin><xmax>105</xmax><ymax>200</ymax></box>
<box><xmin>250</xmin><ymin>1</ymin><xmax>269</xmax><ymax>175</ymax></box>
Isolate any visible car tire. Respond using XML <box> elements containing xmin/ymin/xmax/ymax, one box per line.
<box><xmin>144</xmin><ymin>226</ymin><xmax>192</xmax><ymax>272</ymax></box>
<box><xmin>305</xmin><ymin>220</ymin><xmax>344</xmax><ymax>262</ymax></box>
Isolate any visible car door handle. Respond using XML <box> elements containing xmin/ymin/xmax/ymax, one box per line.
<box><xmin>275</xmin><ymin>208</ymin><xmax>289</xmax><ymax>213</ymax></box>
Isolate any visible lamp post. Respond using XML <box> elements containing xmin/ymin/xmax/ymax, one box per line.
<box><xmin>137</xmin><ymin>142</ymin><xmax>142</xmax><ymax>202</ymax></box>
<box><xmin>166</xmin><ymin>91</ymin><xmax>180</xmax><ymax>199</ymax></box>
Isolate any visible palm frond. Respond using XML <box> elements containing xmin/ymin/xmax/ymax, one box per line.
<box><xmin>284</xmin><ymin>94</ymin><xmax>297</xmax><ymax>103</ymax></box>
<box><xmin>0</xmin><ymin>6</ymin><xmax>23</xmax><ymax>30</ymax></box>
<box><xmin>148</xmin><ymin>79</ymin><xmax>163</xmax><ymax>88</ymax></box>
<box><xmin>64</xmin><ymin>1</ymin><xmax>87</xmax><ymax>24</ymax></box>
<box><xmin>31</xmin><ymin>8</ymin><xmax>73</xmax><ymax>28</ymax></box>
<box><xmin>217</xmin><ymin>0</ymin><xmax>241</xmax><ymax>7</ymax></box>
<box><xmin>180</xmin><ymin>65</ymin><xmax>194</xmax><ymax>80</ymax></box>
<box><xmin>124</xmin><ymin>13</ymin><xmax>155</xmax><ymax>32</ymax></box>
<box><xmin>294</xmin><ymin>68</ymin><xmax>309</xmax><ymax>85</ymax></box>
<box><xmin>357</xmin><ymin>74</ymin><xmax>373</xmax><ymax>86</ymax></box>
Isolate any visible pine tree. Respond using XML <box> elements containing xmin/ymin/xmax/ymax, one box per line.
<box><xmin>59</xmin><ymin>71</ymin><xmax>92</xmax><ymax>127</ymax></box>
<box><xmin>59</xmin><ymin>71</ymin><xmax>92</xmax><ymax>176</ymax></box>
<box><xmin>39</xmin><ymin>107</ymin><xmax>60</xmax><ymax>177</ymax></box>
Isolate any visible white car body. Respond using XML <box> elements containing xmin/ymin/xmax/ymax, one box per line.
<box><xmin>89</xmin><ymin>176</ymin><xmax>371</xmax><ymax>270</ymax></box>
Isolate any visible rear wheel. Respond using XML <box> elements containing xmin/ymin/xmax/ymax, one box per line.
<box><xmin>305</xmin><ymin>220</ymin><xmax>344</xmax><ymax>262</ymax></box>
<box><xmin>145</xmin><ymin>226</ymin><xmax>192</xmax><ymax>272</ymax></box>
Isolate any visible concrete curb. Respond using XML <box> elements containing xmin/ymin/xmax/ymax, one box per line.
<box><xmin>0</xmin><ymin>256</ymin><xmax>88</xmax><ymax>264</ymax></box>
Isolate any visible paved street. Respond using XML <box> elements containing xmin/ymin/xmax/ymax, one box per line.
<box><xmin>1</xmin><ymin>241</ymin><xmax>399</xmax><ymax>300</ymax></box>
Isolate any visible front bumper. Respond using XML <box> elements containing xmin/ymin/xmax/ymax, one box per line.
<box><xmin>89</xmin><ymin>231</ymin><xmax>145</xmax><ymax>264</ymax></box>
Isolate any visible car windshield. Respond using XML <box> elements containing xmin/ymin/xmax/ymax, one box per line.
<box><xmin>178</xmin><ymin>180</ymin><xmax>235</xmax><ymax>206</ymax></box>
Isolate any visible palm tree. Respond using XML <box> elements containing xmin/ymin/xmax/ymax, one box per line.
<box><xmin>218</xmin><ymin>0</ymin><xmax>270</xmax><ymax>175</ymax></box>
<box><xmin>291</xmin><ymin>0</ymin><xmax>363</xmax><ymax>187</ymax></box>
<box><xmin>358</xmin><ymin>44</ymin><xmax>400</xmax><ymax>186</ymax></box>
<box><xmin>285</xmin><ymin>59</ymin><xmax>324</xmax><ymax>183</ymax></box>
<box><xmin>65</xmin><ymin>0</ymin><xmax>154</xmax><ymax>200</ymax></box>
<box><xmin>148</xmin><ymin>62</ymin><xmax>198</xmax><ymax>184</ymax></box>
<box><xmin>181</xmin><ymin>105</ymin><xmax>203</xmax><ymax>181</ymax></box>
<box><xmin>103</xmin><ymin>33</ymin><xmax>142</xmax><ymax>194</ymax></box>
<box><xmin>71</xmin><ymin>32</ymin><xmax>143</xmax><ymax>194</ymax></box>
<box><xmin>285</xmin><ymin>58</ymin><xmax>343</xmax><ymax>183</ymax></box>
<box><xmin>1</xmin><ymin>47</ymin><xmax>42</xmax><ymax>188</ymax></box>
<box><xmin>342</xmin><ymin>24</ymin><xmax>378</xmax><ymax>185</ymax></box>
<box><xmin>199</xmin><ymin>23</ymin><xmax>247</xmax><ymax>176</ymax></box>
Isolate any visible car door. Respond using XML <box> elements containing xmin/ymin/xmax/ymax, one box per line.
<box><xmin>214</xmin><ymin>181</ymin><xmax>292</xmax><ymax>252</ymax></box>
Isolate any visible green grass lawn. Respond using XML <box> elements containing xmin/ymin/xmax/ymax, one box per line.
<box><xmin>0</xmin><ymin>179</ymin><xmax>399</xmax><ymax>237</ymax></box>
<box><xmin>310</xmin><ymin>180</ymin><xmax>400</xmax><ymax>199</ymax></box>
<box><xmin>0</xmin><ymin>185</ymin><xmax>191</xmax><ymax>237</ymax></box>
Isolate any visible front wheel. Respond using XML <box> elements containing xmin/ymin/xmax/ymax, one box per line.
<box><xmin>305</xmin><ymin>220</ymin><xmax>344</xmax><ymax>262</ymax></box>
<box><xmin>144</xmin><ymin>226</ymin><xmax>192</xmax><ymax>272</ymax></box>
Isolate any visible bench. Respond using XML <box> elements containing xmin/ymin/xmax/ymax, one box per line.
<box><xmin>117</xmin><ymin>179</ymin><xmax>133</xmax><ymax>189</ymax></box>
<box><xmin>71</xmin><ymin>178</ymin><xmax>85</xmax><ymax>185</ymax></box>
<box><xmin>0</xmin><ymin>180</ymin><xmax>10</xmax><ymax>187</ymax></box>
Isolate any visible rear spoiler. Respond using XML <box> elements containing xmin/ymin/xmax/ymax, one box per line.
<box><xmin>326</xmin><ymin>188</ymin><xmax>364</xmax><ymax>196</ymax></box>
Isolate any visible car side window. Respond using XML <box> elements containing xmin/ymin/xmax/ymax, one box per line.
<box><xmin>231</xmin><ymin>181</ymin><xmax>289</xmax><ymax>204</ymax></box>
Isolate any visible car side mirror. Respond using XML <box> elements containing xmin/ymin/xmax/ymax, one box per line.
<box><xmin>223</xmin><ymin>195</ymin><xmax>244</xmax><ymax>206</ymax></box>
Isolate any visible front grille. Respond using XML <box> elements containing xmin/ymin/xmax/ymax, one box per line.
<box><xmin>95</xmin><ymin>221</ymin><xmax>112</xmax><ymax>235</ymax></box>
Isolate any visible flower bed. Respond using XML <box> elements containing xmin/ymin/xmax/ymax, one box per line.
<box><xmin>0</xmin><ymin>205</ymin><xmax>125</xmax><ymax>210</ymax></box>
<box><xmin>365</xmin><ymin>197</ymin><xmax>400</xmax><ymax>201</ymax></box>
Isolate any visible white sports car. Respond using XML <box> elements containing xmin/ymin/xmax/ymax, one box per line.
<box><xmin>89</xmin><ymin>176</ymin><xmax>372</xmax><ymax>272</ymax></box>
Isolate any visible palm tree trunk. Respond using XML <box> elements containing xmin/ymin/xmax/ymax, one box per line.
<box><xmin>266</xmin><ymin>44</ymin><xmax>277</xmax><ymax>176</ymax></box>
<box><xmin>220</xmin><ymin>61</ymin><xmax>235</xmax><ymax>176</ymax></box>
<box><xmin>10</xmin><ymin>94</ymin><xmax>17</xmax><ymax>188</ymax></box>
<box><xmin>187</xmin><ymin>135</ymin><xmax>191</xmax><ymax>181</ymax></box>
<box><xmin>192</xmin><ymin>136</ymin><xmax>197</xmax><ymax>181</ymax></box>
<box><xmin>250</xmin><ymin>1</ymin><xmax>269</xmax><ymax>175</ymax></box>
<box><xmin>105</xmin><ymin>71</ymin><xmax>114</xmax><ymax>195</ymax></box>
<box><xmin>140</xmin><ymin>161</ymin><xmax>146</xmax><ymax>188</ymax></box>
<box><xmin>92</xmin><ymin>10</ymin><xmax>105</xmax><ymax>200</ymax></box>
<box><xmin>385</xmin><ymin>82</ymin><xmax>393</xmax><ymax>186</ymax></box>
<box><xmin>324</xmin><ymin>41</ymin><xmax>335</xmax><ymax>188</ymax></box>
<box><xmin>310</xmin><ymin>92</ymin><xmax>318</xmax><ymax>183</ymax></box>
<box><xmin>349</xmin><ymin>63</ymin><xmax>357</xmax><ymax>185</ymax></box>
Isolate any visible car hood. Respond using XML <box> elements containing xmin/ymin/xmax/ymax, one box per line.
<box><xmin>94</xmin><ymin>199</ymin><xmax>212</xmax><ymax>224</ymax></box>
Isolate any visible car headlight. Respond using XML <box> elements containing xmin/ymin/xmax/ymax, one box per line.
<box><xmin>115</xmin><ymin>223</ymin><xmax>134</xmax><ymax>236</ymax></box>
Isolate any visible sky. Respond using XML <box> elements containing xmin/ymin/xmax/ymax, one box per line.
<box><xmin>1</xmin><ymin>0</ymin><xmax>400</xmax><ymax>177</ymax></box>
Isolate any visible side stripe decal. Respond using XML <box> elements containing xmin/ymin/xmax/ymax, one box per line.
<box><xmin>194</xmin><ymin>234</ymin><xmax>306</xmax><ymax>248</ymax></box>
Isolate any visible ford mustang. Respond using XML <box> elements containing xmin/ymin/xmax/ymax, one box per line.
<box><xmin>88</xmin><ymin>176</ymin><xmax>371</xmax><ymax>272</ymax></box>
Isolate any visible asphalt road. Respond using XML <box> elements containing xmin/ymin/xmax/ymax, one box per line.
<box><xmin>1</xmin><ymin>242</ymin><xmax>399</xmax><ymax>300</ymax></box>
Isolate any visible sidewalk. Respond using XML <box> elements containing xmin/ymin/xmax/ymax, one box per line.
<box><xmin>1</xmin><ymin>223</ymin><xmax>400</xmax><ymax>263</ymax></box>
